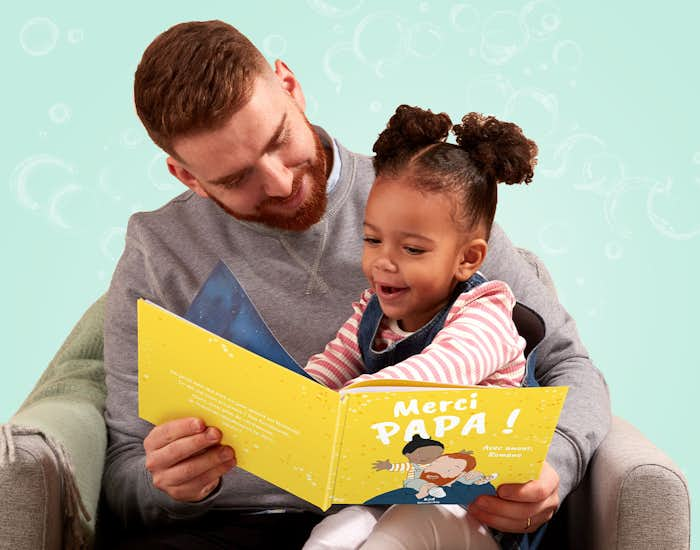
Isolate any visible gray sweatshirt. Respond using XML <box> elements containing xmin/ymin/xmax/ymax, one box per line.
<box><xmin>104</xmin><ymin>132</ymin><xmax>611</xmax><ymax>527</ymax></box>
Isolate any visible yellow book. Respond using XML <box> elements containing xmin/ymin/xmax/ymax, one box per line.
<box><xmin>138</xmin><ymin>299</ymin><xmax>567</xmax><ymax>511</ymax></box>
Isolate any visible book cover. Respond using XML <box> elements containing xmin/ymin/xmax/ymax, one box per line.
<box><xmin>138</xmin><ymin>299</ymin><xmax>567</xmax><ymax>511</ymax></box>
<box><xmin>184</xmin><ymin>260</ymin><xmax>311</xmax><ymax>379</ymax></box>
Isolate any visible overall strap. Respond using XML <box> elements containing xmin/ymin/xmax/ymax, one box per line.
<box><xmin>357</xmin><ymin>273</ymin><xmax>487</xmax><ymax>374</ymax></box>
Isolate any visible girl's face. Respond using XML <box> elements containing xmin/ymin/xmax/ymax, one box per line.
<box><xmin>362</xmin><ymin>176</ymin><xmax>481</xmax><ymax>332</ymax></box>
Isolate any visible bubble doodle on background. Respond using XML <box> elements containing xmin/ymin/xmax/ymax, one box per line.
<box><xmin>307</xmin><ymin>0</ymin><xmax>365</xmax><ymax>18</ymax></box>
<box><xmin>480</xmin><ymin>11</ymin><xmax>528</xmax><ymax>65</ymax></box>
<box><xmin>49</xmin><ymin>103</ymin><xmax>71</xmax><ymax>125</ymax></box>
<box><xmin>10</xmin><ymin>155</ymin><xmax>76</xmax><ymax>212</ymax></box>
<box><xmin>67</xmin><ymin>28</ymin><xmax>84</xmax><ymax>44</ymax></box>
<box><xmin>450</xmin><ymin>4</ymin><xmax>480</xmax><ymax>34</ymax></box>
<box><xmin>520</xmin><ymin>0</ymin><xmax>561</xmax><ymax>41</ymax></box>
<box><xmin>19</xmin><ymin>17</ymin><xmax>59</xmax><ymax>56</ymax></box>
<box><xmin>263</xmin><ymin>34</ymin><xmax>287</xmax><ymax>58</ymax></box>
<box><xmin>322</xmin><ymin>41</ymin><xmax>354</xmax><ymax>93</ymax></box>
<box><xmin>552</xmin><ymin>40</ymin><xmax>583</xmax><ymax>71</ymax></box>
<box><xmin>353</xmin><ymin>12</ymin><xmax>407</xmax><ymax>76</ymax></box>
<box><xmin>538</xmin><ymin>222</ymin><xmax>570</xmax><ymax>255</ymax></box>
<box><xmin>646</xmin><ymin>177</ymin><xmax>700</xmax><ymax>240</ymax></box>
<box><xmin>406</xmin><ymin>22</ymin><xmax>443</xmax><ymax>59</ymax></box>
<box><xmin>465</xmin><ymin>74</ymin><xmax>514</xmax><ymax>118</ymax></box>
<box><xmin>148</xmin><ymin>152</ymin><xmax>180</xmax><ymax>192</ymax></box>
<box><xmin>101</xmin><ymin>227</ymin><xmax>127</xmax><ymax>262</ymax></box>
<box><xmin>503</xmin><ymin>87</ymin><xmax>559</xmax><ymax>139</ymax></box>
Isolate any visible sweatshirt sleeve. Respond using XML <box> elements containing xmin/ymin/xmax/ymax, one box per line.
<box><xmin>350</xmin><ymin>281</ymin><xmax>526</xmax><ymax>387</ymax></box>
<box><xmin>483</xmin><ymin>224</ymin><xmax>612</xmax><ymax>504</ymax></box>
<box><xmin>103</xmin><ymin>215</ymin><xmax>218</xmax><ymax>527</ymax></box>
<box><xmin>304</xmin><ymin>289</ymin><xmax>371</xmax><ymax>389</ymax></box>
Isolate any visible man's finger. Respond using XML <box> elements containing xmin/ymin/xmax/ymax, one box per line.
<box><xmin>162</xmin><ymin>457</ymin><xmax>236</xmax><ymax>503</ymax></box>
<box><xmin>157</xmin><ymin>445</ymin><xmax>235</xmax><ymax>487</ymax></box>
<box><xmin>495</xmin><ymin>461</ymin><xmax>559</xmax><ymax>503</ymax></box>
<box><xmin>469</xmin><ymin>505</ymin><xmax>555</xmax><ymax>534</ymax></box>
<box><xmin>144</xmin><ymin>417</ymin><xmax>206</xmax><ymax>452</ymax></box>
<box><xmin>470</xmin><ymin>494</ymin><xmax>542</xmax><ymax>522</ymax></box>
<box><xmin>145</xmin><ymin>426</ymin><xmax>222</xmax><ymax>471</ymax></box>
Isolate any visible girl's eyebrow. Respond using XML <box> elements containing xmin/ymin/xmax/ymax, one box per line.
<box><xmin>363</xmin><ymin>222</ymin><xmax>435</xmax><ymax>243</ymax></box>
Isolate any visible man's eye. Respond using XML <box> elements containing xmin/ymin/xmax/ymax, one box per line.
<box><xmin>404</xmin><ymin>246</ymin><xmax>425</xmax><ymax>255</ymax></box>
<box><xmin>222</xmin><ymin>178</ymin><xmax>243</xmax><ymax>189</ymax></box>
<box><xmin>274</xmin><ymin>128</ymin><xmax>290</xmax><ymax>148</ymax></box>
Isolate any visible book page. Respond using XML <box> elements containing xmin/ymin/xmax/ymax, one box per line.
<box><xmin>331</xmin><ymin>386</ymin><xmax>567</xmax><ymax>506</ymax></box>
<box><xmin>138</xmin><ymin>299</ymin><xmax>340</xmax><ymax>508</ymax></box>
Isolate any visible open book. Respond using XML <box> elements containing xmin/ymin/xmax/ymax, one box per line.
<box><xmin>138</xmin><ymin>263</ymin><xmax>567</xmax><ymax>511</ymax></box>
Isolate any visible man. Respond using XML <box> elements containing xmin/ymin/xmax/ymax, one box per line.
<box><xmin>103</xmin><ymin>20</ymin><xmax>610</xmax><ymax>549</ymax></box>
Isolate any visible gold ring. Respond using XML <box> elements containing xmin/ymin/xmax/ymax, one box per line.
<box><xmin>526</xmin><ymin>517</ymin><xmax>532</xmax><ymax>530</ymax></box>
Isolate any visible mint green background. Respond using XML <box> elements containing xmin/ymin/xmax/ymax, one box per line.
<box><xmin>3</xmin><ymin>1</ymin><xmax>696</xmax><ymax>543</ymax></box>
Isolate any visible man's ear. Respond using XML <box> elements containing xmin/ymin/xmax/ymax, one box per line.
<box><xmin>166</xmin><ymin>157</ymin><xmax>209</xmax><ymax>198</ymax></box>
<box><xmin>455</xmin><ymin>238</ymin><xmax>488</xmax><ymax>281</ymax></box>
<box><xmin>273</xmin><ymin>59</ymin><xmax>306</xmax><ymax>111</ymax></box>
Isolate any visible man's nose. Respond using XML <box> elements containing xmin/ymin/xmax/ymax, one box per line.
<box><xmin>258</xmin><ymin>154</ymin><xmax>294</xmax><ymax>198</ymax></box>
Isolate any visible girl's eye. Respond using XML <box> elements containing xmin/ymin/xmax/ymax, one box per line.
<box><xmin>404</xmin><ymin>246</ymin><xmax>425</xmax><ymax>255</ymax></box>
<box><xmin>363</xmin><ymin>237</ymin><xmax>380</xmax><ymax>245</ymax></box>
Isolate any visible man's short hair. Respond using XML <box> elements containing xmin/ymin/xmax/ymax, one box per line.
<box><xmin>134</xmin><ymin>20</ymin><xmax>268</xmax><ymax>159</ymax></box>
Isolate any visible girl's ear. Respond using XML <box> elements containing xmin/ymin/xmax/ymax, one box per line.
<box><xmin>455</xmin><ymin>238</ymin><xmax>488</xmax><ymax>281</ymax></box>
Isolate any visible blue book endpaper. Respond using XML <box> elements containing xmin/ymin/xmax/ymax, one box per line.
<box><xmin>184</xmin><ymin>261</ymin><xmax>314</xmax><ymax>380</ymax></box>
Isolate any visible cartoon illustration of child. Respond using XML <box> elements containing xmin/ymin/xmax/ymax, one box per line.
<box><xmin>373</xmin><ymin>435</ymin><xmax>445</xmax><ymax>497</ymax></box>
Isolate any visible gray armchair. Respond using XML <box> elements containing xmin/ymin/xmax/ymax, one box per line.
<box><xmin>0</xmin><ymin>251</ymin><xmax>690</xmax><ymax>549</ymax></box>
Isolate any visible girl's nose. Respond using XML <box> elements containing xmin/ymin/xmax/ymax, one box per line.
<box><xmin>374</xmin><ymin>256</ymin><xmax>398</xmax><ymax>272</ymax></box>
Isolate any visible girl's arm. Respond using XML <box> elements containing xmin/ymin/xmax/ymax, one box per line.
<box><xmin>304</xmin><ymin>289</ymin><xmax>373</xmax><ymax>389</ymax></box>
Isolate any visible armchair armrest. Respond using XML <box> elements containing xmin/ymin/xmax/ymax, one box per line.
<box><xmin>565</xmin><ymin>416</ymin><xmax>690</xmax><ymax>549</ymax></box>
<box><xmin>0</xmin><ymin>432</ymin><xmax>63</xmax><ymax>550</ymax></box>
<box><xmin>1</xmin><ymin>295</ymin><xmax>108</xmax><ymax>549</ymax></box>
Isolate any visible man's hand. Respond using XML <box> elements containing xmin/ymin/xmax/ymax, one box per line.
<box><xmin>143</xmin><ymin>417</ymin><xmax>236</xmax><ymax>502</ymax></box>
<box><xmin>468</xmin><ymin>461</ymin><xmax>559</xmax><ymax>533</ymax></box>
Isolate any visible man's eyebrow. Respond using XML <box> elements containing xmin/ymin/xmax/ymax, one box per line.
<box><xmin>208</xmin><ymin>113</ymin><xmax>288</xmax><ymax>186</ymax></box>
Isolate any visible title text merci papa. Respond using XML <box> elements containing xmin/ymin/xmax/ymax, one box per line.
<box><xmin>369</xmin><ymin>395</ymin><xmax>521</xmax><ymax>445</ymax></box>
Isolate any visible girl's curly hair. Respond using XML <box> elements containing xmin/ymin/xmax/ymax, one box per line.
<box><xmin>372</xmin><ymin>105</ymin><xmax>538</xmax><ymax>236</ymax></box>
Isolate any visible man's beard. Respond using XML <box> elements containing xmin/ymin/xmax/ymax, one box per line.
<box><xmin>221</xmin><ymin>121</ymin><xmax>328</xmax><ymax>231</ymax></box>
<box><xmin>419</xmin><ymin>471</ymin><xmax>464</xmax><ymax>486</ymax></box>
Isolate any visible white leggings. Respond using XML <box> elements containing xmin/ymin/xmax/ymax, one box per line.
<box><xmin>302</xmin><ymin>505</ymin><xmax>499</xmax><ymax>550</ymax></box>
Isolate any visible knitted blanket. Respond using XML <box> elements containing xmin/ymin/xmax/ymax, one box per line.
<box><xmin>1</xmin><ymin>295</ymin><xmax>107</xmax><ymax>549</ymax></box>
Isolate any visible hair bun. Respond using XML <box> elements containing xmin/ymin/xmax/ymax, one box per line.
<box><xmin>373</xmin><ymin>105</ymin><xmax>452</xmax><ymax>171</ymax></box>
<box><xmin>453</xmin><ymin>112</ymin><xmax>538</xmax><ymax>185</ymax></box>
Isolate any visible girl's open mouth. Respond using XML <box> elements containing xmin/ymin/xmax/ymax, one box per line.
<box><xmin>377</xmin><ymin>285</ymin><xmax>409</xmax><ymax>299</ymax></box>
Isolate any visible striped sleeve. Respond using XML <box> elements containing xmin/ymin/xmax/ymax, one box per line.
<box><xmin>349</xmin><ymin>281</ymin><xmax>526</xmax><ymax>388</ymax></box>
<box><xmin>303</xmin><ymin>289</ymin><xmax>373</xmax><ymax>389</ymax></box>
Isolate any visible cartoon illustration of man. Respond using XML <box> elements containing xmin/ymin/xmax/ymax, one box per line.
<box><xmin>413</xmin><ymin>452</ymin><xmax>497</xmax><ymax>500</ymax></box>
<box><xmin>374</xmin><ymin>435</ymin><xmax>497</xmax><ymax>500</ymax></box>
<box><xmin>373</xmin><ymin>435</ymin><xmax>446</xmax><ymax>498</ymax></box>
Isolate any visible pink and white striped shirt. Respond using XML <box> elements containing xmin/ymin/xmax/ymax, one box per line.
<box><xmin>304</xmin><ymin>280</ymin><xmax>526</xmax><ymax>390</ymax></box>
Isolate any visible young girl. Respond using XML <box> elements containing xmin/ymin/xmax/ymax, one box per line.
<box><xmin>302</xmin><ymin>105</ymin><xmax>539</xmax><ymax>550</ymax></box>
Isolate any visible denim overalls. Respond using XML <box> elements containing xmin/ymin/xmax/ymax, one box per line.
<box><xmin>356</xmin><ymin>272</ymin><xmax>546</xmax><ymax>550</ymax></box>
<box><xmin>356</xmin><ymin>272</ymin><xmax>539</xmax><ymax>388</ymax></box>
